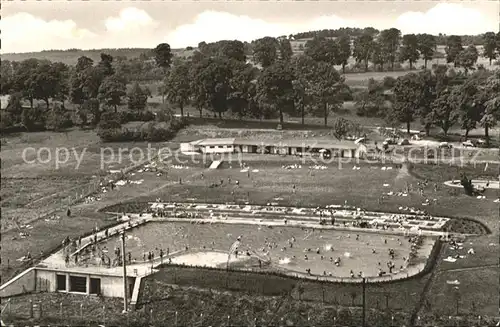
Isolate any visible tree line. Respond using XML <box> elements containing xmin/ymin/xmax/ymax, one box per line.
<box><xmin>1</xmin><ymin>31</ymin><xmax>499</xmax><ymax>144</ymax></box>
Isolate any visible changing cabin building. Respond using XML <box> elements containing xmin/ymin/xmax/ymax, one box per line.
<box><xmin>181</xmin><ymin>138</ymin><xmax>366</xmax><ymax>158</ymax></box>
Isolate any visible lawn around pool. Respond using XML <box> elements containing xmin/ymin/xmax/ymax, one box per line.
<box><xmin>1</xmin><ymin>131</ymin><xmax>498</xmax><ymax>324</ymax></box>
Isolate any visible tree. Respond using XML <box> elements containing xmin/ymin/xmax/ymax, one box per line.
<box><xmin>220</xmin><ymin>40</ymin><xmax>246</xmax><ymax>62</ymax></box>
<box><xmin>482</xmin><ymin>32</ymin><xmax>497</xmax><ymax>66</ymax></box>
<box><xmin>227</xmin><ymin>61</ymin><xmax>259</xmax><ymax>119</ymax></box>
<box><xmin>195</xmin><ymin>57</ymin><xmax>233</xmax><ymax>118</ymax></box>
<box><xmin>309</xmin><ymin>62</ymin><xmax>344</xmax><ymax>126</ymax></box>
<box><xmin>21</xmin><ymin>104</ymin><xmax>46</xmax><ymax>132</ymax></box>
<box><xmin>127</xmin><ymin>83</ymin><xmax>149</xmax><ymax>112</ymax></box>
<box><xmin>390</xmin><ymin>73</ymin><xmax>423</xmax><ymax>134</ymax></box>
<box><xmin>291</xmin><ymin>55</ymin><xmax>316</xmax><ymax>124</ymax></box>
<box><xmin>189</xmin><ymin>60</ymin><xmax>208</xmax><ymax>118</ymax></box>
<box><xmin>335</xmin><ymin>35</ymin><xmax>351</xmax><ymax>74</ymax></box>
<box><xmin>455</xmin><ymin>45</ymin><xmax>479</xmax><ymax>75</ymax></box>
<box><xmin>400</xmin><ymin>34</ymin><xmax>420</xmax><ymax>69</ymax></box>
<box><xmin>455</xmin><ymin>73</ymin><xmax>487</xmax><ymax>138</ymax></box>
<box><xmin>445</xmin><ymin>35</ymin><xmax>463</xmax><ymax>67</ymax></box>
<box><xmin>332</xmin><ymin>118</ymin><xmax>351</xmax><ymax>140</ymax></box>
<box><xmin>430</xmin><ymin>87</ymin><xmax>460</xmax><ymax>136</ymax></box>
<box><xmin>256</xmin><ymin>61</ymin><xmax>295</xmax><ymax>124</ymax></box>
<box><xmin>5</xmin><ymin>92</ymin><xmax>24</xmax><ymax>124</ymax></box>
<box><xmin>478</xmin><ymin>71</ymin><xmax>500</xmax><ymax>145</ymax></box>
<box><xmin>379</xmin><ymin>28</ymin><xmax>401</xmax><ymax>70</ymax></box>
<box><xmin>45</xmin><ymin>102</ymin><xmax>72</xmax><ymax>132</ymax></box>
<box><xmin>11</xmin><ymin>58</ymin><xmax>41</xmax><ymax>109</ymax></box>
<box><xmin>153</xmin><ymin>43</ymin><xmax>173</xmax><ymax>70</ymax></box>
<box><xmin>304</xmin><ymin>37</ymin><xmax>339</xmax><ymax>64</ymax></box>
<box><xmin>31</xmin><ymin>62</ymin><xmax>69</xmax><ymax>109</ymax></box>
<box><xmin>0</xmin><ymin>111</ymin><xmax>14</xmax><ymax>131</ymax></box>
<box><xmin>96</xmin><ymin>53</ymin><xmax>114</xmax><ymax>77</ymax></box>
<box><xmin>252</xmin><ymin>37</ymin><xmax>279</xmax><ymax>68</ymax></box>
<box><xmin>353</xmin><ymin>33</ymin><xmax>375</xmax><ymax>72</ymax></box>
<box><xmin>417</xmin><ymin>71</ymin><xmax>438</xmax><ymax>136</ymax></box>
<box><xmin>98</xmin><ymin>75</ymin><xmax>127</xmax><ymax>113</ymax></box>
<box><xmin>371</xmin><ymin>40</ymin><xmax>388</xmax><ymax>71</ymax></box>
<box><xmin>164</xmin><ymin>61</ymin><xmax>191</xmax><ymax>117</ymax></box>
<box><xmin>278</xmin><ymin>38</ymin><xmax>293</xmax><ymax>62</ymax></box>
<box><xmin>417</xmin><ymin>34</ymin><xmax>437</xmax><ymax>69</ymax></box>
<box><xmin>354</xmin><ymin>79</ymin><xmax>387</xmax><ymax>118</ymax></box>
<box><xmin>496</xmin><ymin>32</ymin><xmax>500</xmax><ymax>58</ymax></box>
<box><xmin>1</xmin><ymin>60</ymin><xmax>14</xmax><ymax>95</ymax></box>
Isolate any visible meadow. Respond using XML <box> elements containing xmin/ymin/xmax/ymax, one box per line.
<box><xmin>1</xmin><ymin>120</ymin><xmax>498</xmax><ymax>326</ymax></box>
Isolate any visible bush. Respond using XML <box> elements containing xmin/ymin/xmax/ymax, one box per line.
<box><xmin>117</xmin><ymin>110</ymin><xmax>156</xmax><ymax>124</ymax></box>
<box><xmin>98</xmin><ymin>117</ymin><xmax>190</xmax><ymax>142</ymax></box>
<box><xmin>0</xmin><ymin>111</ymin><xmax>14</xmax><ymax>132</ymax></box>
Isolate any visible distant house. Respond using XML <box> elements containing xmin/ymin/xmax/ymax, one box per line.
<box><xmin>0</xmin><ymin>95</ymin><xmax>11</xmax><ymax>110</ymax></box>
<box><xmin>180</xmin><ymin>138</ymin><xmax>366</xmax><ymax>158</ymax></box>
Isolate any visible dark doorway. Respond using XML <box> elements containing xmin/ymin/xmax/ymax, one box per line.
<box><xmin>69</xmin><ymin>276</ymin><xmax>87</xmax><ymax>293</ymax></box>
<box><xmin>89</xmin><ymin>278</ymin><xmax>101</xmax><ymax>295</ymax></box>
<box><xmin>56</xmin><ymin>274</ymin><xmax>66</xmax><ymax>291</ymax></box>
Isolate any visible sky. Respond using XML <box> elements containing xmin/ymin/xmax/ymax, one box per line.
<box><xmin>1</xmin><ymin>1</ymin><xmax>499</xmax><ymax>53</ymax></box>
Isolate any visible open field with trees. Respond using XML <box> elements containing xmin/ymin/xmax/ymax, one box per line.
<box><xmin>1</xmin><ymin>27</ymin><xmax>499</xmax><ymax>327</ymax></box>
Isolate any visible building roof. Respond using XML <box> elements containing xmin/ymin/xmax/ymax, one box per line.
<box><xmin>195</xmin><ymin>138</ymin><xmax>236</xmax><ymax>146</ymax></box>
<box><xmin>189</xmin><ymin>138</ymin><xmax>359</xmax><ymax>150</ymax></box>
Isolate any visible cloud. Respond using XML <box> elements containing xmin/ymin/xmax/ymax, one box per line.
<box><xmin>165</xmin><ymin>11</ymin><xmax>357</xmax><ymax>48</ymax></box>
<box><xmin>1</xmin><ymin>8</ymin><xmax>161</xmax><ymax>53</ymax></box>
<box><xmin>395</xmin><ymin>3</ymin><xmax>494</xmax><ymax>35</ymax></box>
<box><xmin>2</xmin><ymin>4</ymin><xmax>496</xmax><ymax>53</ymax></box>
<box><xmin>0</xmin><ymin>13</ymin><xmax>96</xmax><ymax>53</ymax></box>
<box><xmin>104</xmin><ymin>7</ymin><xmax>158</xmax><ymax>33</ymax></box>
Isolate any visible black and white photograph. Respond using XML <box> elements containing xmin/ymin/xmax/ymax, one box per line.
<box><xmin>0</xmin><ymin>0</ymin><xmax>499</xmax><ymax>326</ymax></box>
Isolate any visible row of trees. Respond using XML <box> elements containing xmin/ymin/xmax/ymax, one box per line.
<box><xmin>159</xmin><ymin>40</ymin><xmax>350</xmax><ymax>127</ymax></box>
<box><xmin>1</xmin><ymin>54</ymin><xmax>154</xmax><ymax>131</ymax></box>
<box><xmin>248</xmin><ymin>30</ymin><xmax>500</xmax><ymax>73</ymax></box>
<box><xmin>390</xmin><ymin>67</ymin><xmax>499</xmax><ymax>144</ymax></box>
<box><xmin>1</xmin><ymin>35</ymin><xmax>499</xmax><ymax>144</ymax></box>
<box><xmin>291</xmin><ymin>28</ymin><xmax>488</xmax><ymax>47</ymax></box>
<box><xmin>161</xmin><ymin>39</ymin><xmax>499</xmax><ymax>143</ymax></box>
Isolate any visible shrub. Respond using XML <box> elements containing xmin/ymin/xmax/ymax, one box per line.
<box><xmin>117</xmin><ymin>110</ymin><xmax>156</xmax><ymax>124</ymax></box>
<box><xmin>98</xmin><ymin>117</ymin><xmax>190</xmax><ymax>142</ymax></box>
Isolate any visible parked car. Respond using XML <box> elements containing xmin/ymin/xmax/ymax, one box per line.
<box><xmin>462</xmin><ymin>140</ymin><xmax>476</xmax><ymax>147</ymax></box>
<box><xmin>438</xmin><ymin>142</ymin><xmax>453</xmax><ymax>149</ymax></box>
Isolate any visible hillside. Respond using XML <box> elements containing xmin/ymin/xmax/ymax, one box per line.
<box><xmin>2</xmin><ymin>43</ymin><xmax>490</xmax><ymax>70</ymax></box>
<box><xmin>1</xmin><ymin>48</ymin><xmax>196</xmax><ymax>66</ymax></box>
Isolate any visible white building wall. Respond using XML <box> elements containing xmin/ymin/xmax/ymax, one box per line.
<box><xmin>36</xmin><ymin>269</ymin><xmax>57</xmax><ymax>292</ymax></box>
<box><xmin>203</xmin><ymin>145</ymin><xmax>234</xmax><ymax>154</ymax></box>
<box><xmin>33</xmin><ymin>269</ymin><xmax>135</xmax><ymax>298</ymax></box>
<box><xmin>0</xmin><ymin>268</ymin><xmax>36</xmax><ymax>298</ymax></box>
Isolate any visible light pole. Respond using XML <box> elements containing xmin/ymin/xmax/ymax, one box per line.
<box><xmin>121</xmin><ymin>232</ymin><xmax>128</xmax><ymax>313</ymax></box>
<box><xmin>362</xmin><ymin>278</ymin><xmax>366</xmax><ymax>327</ymax></box>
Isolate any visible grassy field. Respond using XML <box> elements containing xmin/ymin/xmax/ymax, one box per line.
<box><xmin>1</xmin><ymin>122</ymin><xmax>498</xmax><ymax>326</ymax></box>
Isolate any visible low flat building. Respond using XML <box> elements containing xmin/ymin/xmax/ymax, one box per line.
<box><xmin>181</xmin><ymin>138</ymin><xmax>366</xmax><ymax>158</ymax></box>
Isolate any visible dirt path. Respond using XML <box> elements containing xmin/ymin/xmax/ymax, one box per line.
<box><xmin>441</xmin><ymin>264</ymin><xmax>500</xmax><ymax>273</ymax></box>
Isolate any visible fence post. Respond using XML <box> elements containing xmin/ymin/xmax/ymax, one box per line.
<box><xmin>29</xmin><ymin>300</ymin><xmax>33</xmax><ymax>318</ymax></box>
<box><xmin>59</xmin><ymin>302</ymin><xmax>63</xmax><ymax>319</ymax></box>
<box><xmin>80</xmin><ymin>303</ymin><xmax>83</xmax><ymax>318</ymax></box>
